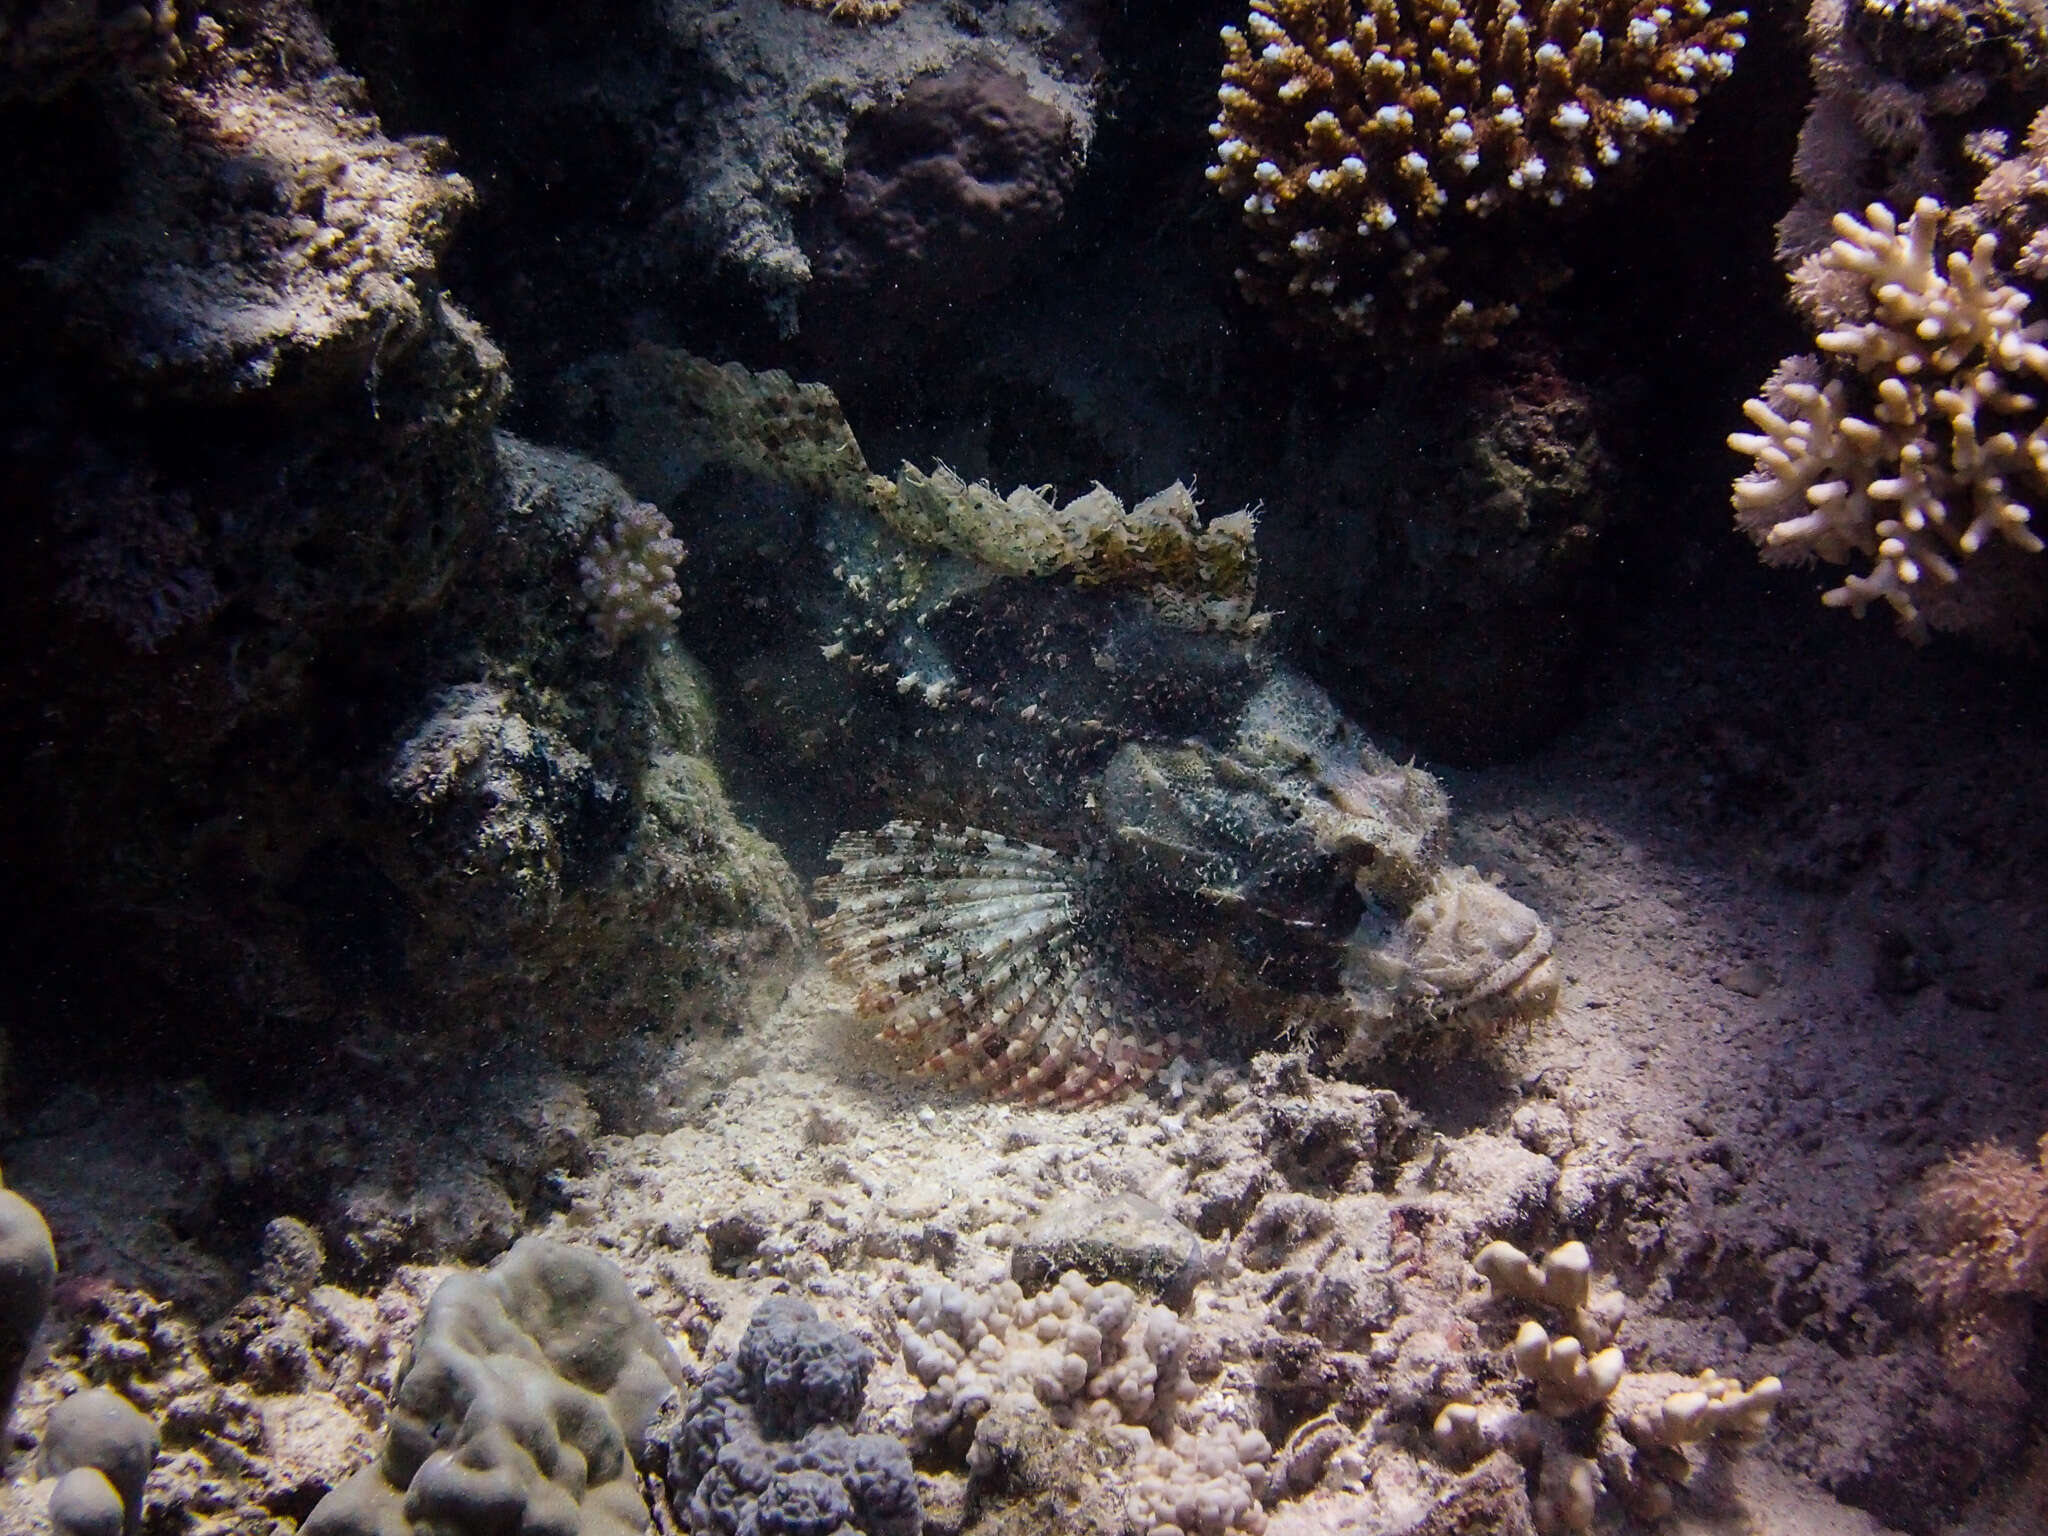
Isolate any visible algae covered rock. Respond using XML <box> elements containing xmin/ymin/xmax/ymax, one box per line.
<box><xmin>303</xmin><ymin>1237</ymin><xmax>686</xmax><ymax>1536</ymax></box>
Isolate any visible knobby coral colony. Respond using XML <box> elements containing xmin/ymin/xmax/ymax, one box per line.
<box><xmin>1208</xmin><ymin>0</ymin><xmax>1746</xmax><ymax>348</ymax></box>
<box><xmin>1731</xmin><ymin>198</ymin><xmax>2048</xmax><ymax>638</ymax></box>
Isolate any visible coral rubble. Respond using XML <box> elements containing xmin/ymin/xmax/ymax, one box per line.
<box><xmin>1207</xmin><ymin>0</ymin><xmax>1745</xmax><ymax>347</ymax></box>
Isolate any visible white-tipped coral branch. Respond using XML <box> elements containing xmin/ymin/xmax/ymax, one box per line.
<box><xmin>1207</xmin><ymin>0</ymin><xmax>1746</xmax><ymax>348</ymax></box>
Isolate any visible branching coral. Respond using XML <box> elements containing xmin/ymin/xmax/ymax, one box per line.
<box><xmin>1434</xmin><ymin>1240</ymin><xmax>1780</xmax><ymax>1535</ymax></box>
<box><xmin>1778</xmin><ymin>0</ymin><xmax>2048</xmax><ymax>265</ymax></box>
<box><xmin>1915</xmin><ymin>1131</ymin><xmax>2048</xmax><ymax>1405</ymax></box>
<box><xmin>1730</xmin><ymin>197</ymin><xmax>2048</xmax><ymax>638</ymax></box>
<box><xmin>896</xmin><ymin>1269</ymin><xmax>1192</xmax><ymax>1443</ymax></box>
<box><xmin>580</xmin><ymin>501</ymin><xmax>687</xmax><ymax>652</ymax></box>
<box><xmin>1206</xmin><ymin>0</ymin><xmax>1745</xmax><ymax>348</ymax></box>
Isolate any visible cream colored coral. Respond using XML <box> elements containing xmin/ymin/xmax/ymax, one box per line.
<box><xmin>1731</xmin><ymin>198</ymin><xmax>2048</xmax><ymax>637</ymax></box>
<box><xmin>1435</xmin><ymin>1239</ymin><xmax>1780</xmax><ymax>1534</ymax></box>
<box><xmin>1513</xmin><ymin>1319</ymin><xmax>1627</xmax><ymax>1415</ymax></box>
<box><xmin>1124</xmin><ymin>1418</ymin><xmax>1273</xmax><ymax>1536</ymax></box>
<box><xmin>1619</xmin><ymin>1367</ymin><xmax>1782</xmax><ymax>1446</ymax></box>
<box><xmin>896</xmin><ymin>1270</ymin><xmax>1188</xmax><ymax>1437</ymax></box>
<box><xmin>1472</xmin><ymin>1239</ymin><xmax>1624</xmax><ymax>1346</ymax></box>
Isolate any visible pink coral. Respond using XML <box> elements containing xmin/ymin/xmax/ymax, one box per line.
<box><xmin>578</xmin><ymin>501</ymin><xmax>686</xmax><ymax>652</ymax></box>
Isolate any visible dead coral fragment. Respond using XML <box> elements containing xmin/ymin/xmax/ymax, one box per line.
<box><xmin>1915</xmin><ymin>1131</ymin><xmax>2048</xmax><ymax>1404</ymax></box>
<box><xmin>815</xmin><ymin>822</ymin><xmax>1179</xmax><ymax>1106</ymax></box>
<box><xmin>1208</xmin><ymin>0</ymin><xmax>1746</xmax><ymax>348</ymax></box>
<box><xmin>1731</xmin><ymin>198</ymin><xmax>2048</xmax><ymax>638</ymax></box>
<box><xmin>872</xmin><ymin>465</ymin><xmax>1266</xmax><ymax>635</ymax></box>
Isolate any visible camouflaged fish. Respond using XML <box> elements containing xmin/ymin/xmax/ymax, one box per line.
<box><xmin>561</xmin><ymin>347</ymin><xmax>1560</xmax><ymax>1104</ymax></box>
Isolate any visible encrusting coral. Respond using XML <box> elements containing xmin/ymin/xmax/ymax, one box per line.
<box><xmin>1434</xmin><ymin>1240</ymin><xmax>1781</xmax><ymax>1534</ymax></box>
<box><xmin>1730</xmin><ymin>197</ymin><xmax>2048</xmax><ymax>638</ymax></box>
<box><xmin>1207</xmin><ymin>0</ymin><xmax>1746</xmax><ymax>348</ymax></box>
<box><xmin>1914</xmin><ymin>1130</ymin><xmax>2048</xmax><ymax>1405</ymax></box>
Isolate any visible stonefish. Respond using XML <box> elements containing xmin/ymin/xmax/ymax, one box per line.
<box><xmin>560</xmin><ymin>347</ymin><xmax>1561</xmax><ymax>1105</ymax></box>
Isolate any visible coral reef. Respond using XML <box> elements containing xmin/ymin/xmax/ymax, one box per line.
<box><xmin>581</xmin><ymin>500</ymin><xmax>688</xmax><ymax>653</ymax></box>
<box><xmin>0</xmin><ymin>0</ymin><xmax>181</xmax><ymax>101</ymax></box>
<box><xmin>1434</xmin><ymin>1240</ymin><xmax>1781</xmax><ymax>1534</ymax></box>
<box><xmin>1207</xmin><ymin>0</ymin><xmax>1746</xmax><ymax>347</ymax></box>
<box><xmin>302</xmin><ymin>1237</ymin><xmax>686</xmax><ymax>1535</ymax></box>
<box><xmin>1914</xmin><ymin>1130</ymin><xmax>2048</xmax><ymax>1406</ymax></box>
<box><xmin>16</xmin><ymin>0</ymin><xmax>474</xmax><ymax>400</ymax></box>
<box><xmin>0</xmin><ymin>1180</ymin><xmax>55</xmax><ymax>1449</ymax></box>
<box><xmin>1730</xmin><ymin>198</ymin><xmax>2048</xmax><ymax>638</ymax></box>
<box><xmin>649</xmin><ymin>1294</ymin><xmax>920</xmax><ymax>1536</ymax></box>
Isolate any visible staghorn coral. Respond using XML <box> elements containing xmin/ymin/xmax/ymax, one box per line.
<box><xmin>1206</xmin><ymin>0</ymin><xmax>1745</xmax><ymax>348</ymax></box>
<box><xmin>1433</xmin><ymin>1240</ymin><xmax>1781</xmax><ymax>1534</ymax></box>
<box><xmin>1730</xmin><ymin>197</ymin><xmax>2048</xmax><ymax>638</ymax></box>
<box><xmin>580</xmin><ymin>500</ymin><xmax>687</xmax><ymax>652</ymax></box>
<box><xmin>1914</xmin><ymin>1131</ymin><xmax>2048</xmax><ymax>1405</ymax></box>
